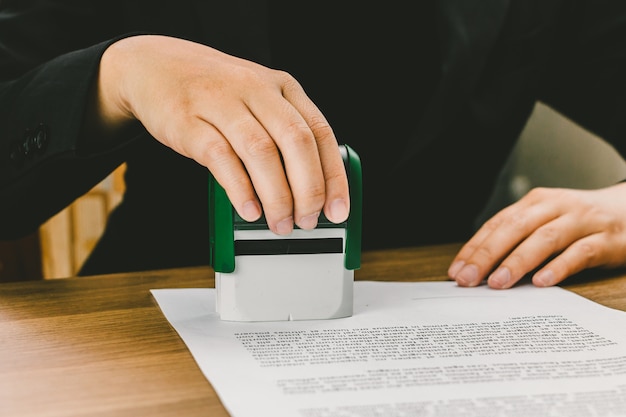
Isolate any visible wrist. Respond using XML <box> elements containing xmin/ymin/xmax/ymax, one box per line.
<box><xmin>81</xmin><ymin>37</ymin><xmax>143</xmax><ymax>153</ymax></box>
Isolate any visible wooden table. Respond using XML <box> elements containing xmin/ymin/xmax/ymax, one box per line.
<box><xmin>2</xmin><ymin>242</ymin><xmax>626</xmax><ymax>417</ymax></box>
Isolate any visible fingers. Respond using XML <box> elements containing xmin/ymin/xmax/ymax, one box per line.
<box><xmin>531</xmin><ymin>236</ymin><xmax>600</xmax><ymax>287</ymax></box>
<box><xmin>215</xmin><ymin>71</ymin><xmax>349</xmax><ymax>234</ymax></box>
<box><xmin>175</xmin><ymin>117</ymin><xmax>264</xmax><ymax>223</ymax></box>
<box><xmin>281</xmin><ymin>76</ymin><xmax>350</xmax><ymax>224</ymax></box>
<box><xmin>240</xmin><ymin>73</ymin><xmax>337</xmax><ymax>232</ymax></box>
<box><xmin>448</xmin><ymin>186</ymin><xmax>626</xmax><ymax>289</ymax></box>
<box><xmin>533</xmin><ymin>222</ymin><xmax>626</xmax><ymax>286</ymax></box>
<box><xmin>182</xmin><ymin>100</ymin><xmax>309</xmax><ymax>235</ymax></box>
<box><xmin>483</xmin><ymin>213</ymin><xmax>578</xmax><ymax>289</ymax></box>
<box><xmin>200</xmin><ymin>84</ymin><xmax>347</xmax><ymax>234</ymax></box>
<box><xmin>109</xmin><ymin>36</ymin><xmax>350</xmax><ymax>235</ymax></box>
<box><xmin>449</xmin><ymin>191</ymin><xmax>557</xmax><ymax>288</ymax></box>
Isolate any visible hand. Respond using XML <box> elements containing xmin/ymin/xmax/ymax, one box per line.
<box><xmin>93</xmin><ymin>35</ymin><xmax>350</xmax><ymax>235</ymax></box>
<box><xmin>448</xmin><ymin>183</ymin><xmax>626</xmax><ymax>289</ymax></box>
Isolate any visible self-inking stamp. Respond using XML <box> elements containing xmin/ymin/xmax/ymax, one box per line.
<box><xmin>209</xmin><ymin>144</ymin><xmax>362</xmax><ymax>321</ymax></box>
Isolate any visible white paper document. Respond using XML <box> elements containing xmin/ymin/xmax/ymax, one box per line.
<box><xmin>151</xmin><ymin>281</ymin><xmax>626</xmax><ymax>417</ymax></box>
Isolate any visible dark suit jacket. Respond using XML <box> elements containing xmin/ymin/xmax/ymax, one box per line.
<box><xmin>1</xmin><ymin>0</ymin><xmax>625</xmax><ymax>275</ymax></box>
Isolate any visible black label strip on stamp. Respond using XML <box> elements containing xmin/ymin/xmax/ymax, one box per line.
<box><xmin>234</xmin><ymin>238</ymin><xmax>343</xmax><ymax>256</ymax></box>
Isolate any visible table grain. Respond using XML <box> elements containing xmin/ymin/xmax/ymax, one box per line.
<box><xmin>2</xmin><ymin>242</ymin><xmax>625</xmax><ymax>416</ymax></box>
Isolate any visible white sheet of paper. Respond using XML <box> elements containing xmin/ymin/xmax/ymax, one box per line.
<box><xmin>151</xmin><ymin>281</ymin><xmax>626</xmax><ymax>417</ymax></box>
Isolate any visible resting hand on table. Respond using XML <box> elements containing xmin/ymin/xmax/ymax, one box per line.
<box><xmin>90</xmin><ymin>35</ymin><xmax>350</xmax><ymax>235</ymax></box>
<box><xmin>448</xmin><ymin>182</ymin><xmax>626</xmax><ymax>289</ymax></box>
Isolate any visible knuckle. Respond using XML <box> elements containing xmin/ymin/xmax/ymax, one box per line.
<box><xmin>203</xmin><ymin>138</ymin><xmax>231</xmax><ymax>163</ymax></box>
<box><xmin>281</xmin><ymin>121</ymin><xmax>314</xmax><ymax>147</ymax></box>
<box><xmin>193</xmin><ymin>146</ymin><xmax>231</xmax><ymax>174</ymax></box>
<box><xmin>534</xmin><ymin>225</ymin><xmax>560</xmax><ymax>250</ymax></box>
<box><xmin>504</xmin><ymin>251</ymin><xmax>526</xmax><ymax>270</ymax></box>
<box><xmin>481</xmin><ymin>216</ymin><xmax>503</xmax><ymax>234</ymax></box>
<box><xmin>581</xmin><ymin>205</ymin><xmax>624</xmax><ymax>236</ymax></box>
<box><xmin>459</xmin><ymin>242</ymin><xmax>480</xmax><ymax>258</ymax></box>
<box><xmin>233</xmin><ymin>65</ymin><xmax>266</xmax><ymax>86</ymax></box>
<box><xmin>307</xmin><ymin>116</ymin><xmax>334</xmax><ymax>141</ymax></box>
<box><xmin>230</xmin><ymin>113</ymin><xmax>257</xmax><ymax>130</ymax></box>
<box><xmin>507</xmin><ymin>212</ymin><xmax>529</xmax><ymax>231</ymax></box>
<box><xmin>523</xmin><ymin>186</ymin><xmax>568</xmax><ymax>208</ymax></box>
<box><xmin>474</xmin><ymin>245</ymin><xmax>497</xmax><ymax>263</ymax></box>
<box><xmin>273</xmin><ymin>191</ymin><xmax>293</xmax><ymax>207</ymax></box>
<box><xmin>324</xmin><ymin>168</ymin><xmax>346</xmax><ymax>189</ymax></box>
<box><xmin>263</xmin><ymin>192</ymin><xmax>294</xmax><ymax>217</ymax></box>
<box><xmin>298</xmin><ymin>184</ymin><xmax>326</xmax><ymax>208</ymax></box>
<box><xmin>276</xmin><ymin>70</ymin><xmax>301</xmax><ymax>89</ymax></box>
<box><xmin>603</xmin><ymin>213</ymin><xmax>624</xmax><ymax>235</ymax></box>
<box><xmin>242</xmin><ymin>133</ymin><xmax>276</xmax><ymax>159</ymax></box>
<box><xmin>574</xmin><ymin>241</ymin><xmax>599</xmax><ymax>265</ymax></box>
<box><xmin>525</xmin><ymin>186</ymin><xmax>555</xmax><ymax>200</ymax></box>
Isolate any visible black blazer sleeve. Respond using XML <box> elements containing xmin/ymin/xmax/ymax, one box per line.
<box><xmin>0</xmin><ymin>1</ymin><xmax>139</xmax><ymax>239</ymax></box>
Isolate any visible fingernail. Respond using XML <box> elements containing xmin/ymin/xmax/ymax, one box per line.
<box><xmin>448</xmin><ymin>260</ymin><xmax>465</xmax><ymax>278</ymax></box>
<box><xmin>298</xmin><ymin>212</ymin><xmax>319</xmax><ymax>230</ymax></box>
<box><xmin>533</xmin><ymin>269</ymin><xmax>555</xmax><ymax>287</ymax></box>
<box><xmin>489</xmin><ymin>267</ymin><xmax>511</xmax><ymax>288</ymax></box>
<box><xmin>275</xmin><ymin>217</ymin><xmax>293</xmax><ymax>235</ymax></box>
<box><xmin>456</xmin><ymin>264</ymin><xmax>479</xmax><ymax>287</ymax></box>
<box><xmin>328</xmin><ymin>198</ymin><xmax>349</xmax><ymax>223</ymax></box>
<box><xmin>241</xmin><ymin>200</ymin><xmax>261</xmax><ymax>221</ymax></box>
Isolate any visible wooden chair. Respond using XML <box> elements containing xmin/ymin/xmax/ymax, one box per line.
<box><xmin>0</xmin><ymin>165</ymin><xmax>126</xmax><ymax>282</ymax></box>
